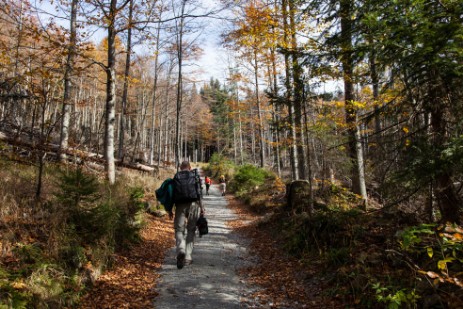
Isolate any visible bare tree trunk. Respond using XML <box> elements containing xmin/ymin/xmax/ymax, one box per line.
<box><xmin>233</xmin><ymin>113</ymin><xmax>237</xmax><ymax>164</ymax></box>
<box><xmin>36</xmin><ymin>79</ymin><xmax>52</xmax><ymax>199</ymax></box>
<box><xmin>149</xmin><ymin>22</ymin><xmax>162</xmax><ymax>165</ymax></box>
<box><xmin>282</xmin><ymin>0</ymin><xmax>298</xmax><ymax>180</ymax></box>
<box><xmin>370</xmin><ymin>44</ymin><xmax>381</xmax><ymax>137</ymax></box>
<box><xmin>289</xmin><ymin>0</ymin><xmax>306</xmax><ymax>179</ymax></box>
<box><xmin>271</xmin><ymin>48</ymin><xmax>281</xmax><ymax>177</ymax></box>
<box><xmin>175</xmin><ymin>0</ymin><xmax>187</xmax><ymax>170</ymax></box>
<box><xmin>428</xmin><ymin>70</ymin><xmax>461</xmax><ymax>223</ymax></box>
<box><xmin>340</xmin><ymin>0</ymin><xmax>367</xmax><ymax>203</ymax></box>
<box><xmin>59</xmin><ymin>0</ymin><xmax>78</xmax><ymax>161</ymax></box>
<box><xmin>250</xmin><ymin>107</ymin><xmax>256</xmax><ymax>164</ymax></box>
<box><xmin>104</xmin><ymin>0</ymin><xmax>118</xmax><ymax>184</ymax></box>
<box><xmin>118</xmin><ymin>0</ymin><xmax>134</xmax><ymax>162</ymax></box>
<box><xmin>160</xmin><ymin>67</ymin><xmax>173</xmax><ymax>165</ymax></box>
<box><xmin>253</xmin><ymin>49</ymin><xmax>265</xmax><ymax>168</ymax></box>
<box><xmin>238</xmin><ymin>108</ymin><xmax>244</xmax><ymax>165</ymax></box>
<box><xmin>303</xmin><ymin>93</ymin><xmax>314</xmax><ymax>214</ymax></box>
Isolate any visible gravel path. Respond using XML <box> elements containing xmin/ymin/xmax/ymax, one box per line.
<box><xmin>153</xmin><ymin>181</ymin><xmax>257</xmax><ymax>308</ymax></box>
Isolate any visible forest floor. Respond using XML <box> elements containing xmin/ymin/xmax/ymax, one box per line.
<box><xmin>79</xmin><ymin>181</ymin><xmax>344</xmax><ymax>308</ymax></box>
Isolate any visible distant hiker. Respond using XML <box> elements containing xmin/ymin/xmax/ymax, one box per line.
<box><xmin>204</xmin><ymin>176</ymin><xmax>212</xmax><ymax>195</ymax></box>
<box><xmin>171</xmin><ymin>161</ymin><xmax>205</xmax><ymax>269</ymax></box>
<box><xmin>219</xmin><ymin>175</ymin><xmax>226</xmax><ymax>196</ymax></box>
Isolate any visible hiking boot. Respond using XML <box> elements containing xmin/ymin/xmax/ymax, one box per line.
<box><xmin>177</xmin><ymin>252</ymin><xmax>185</xmax><ymax>269</ymax></box>
<box><xmin>184</xmin><ymin>259</ymin><xmax>193</xmax><ymax>266</ymax></box>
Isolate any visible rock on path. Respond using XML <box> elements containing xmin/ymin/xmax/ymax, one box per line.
<box><xmin>153</xmin><ymin>182</ymin><xmax>257</xmax><ymax>308</ymax></box>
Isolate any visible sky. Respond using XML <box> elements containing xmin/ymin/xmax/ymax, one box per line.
<box><xmin>34</xmin><ymin>0</ymin><xmax>338</xmax><ymax>93</ymax></box>
<box><xmin>35</xmin><ymin>0</ymin><xmax>231</xmax><ymax>84</ymax></box>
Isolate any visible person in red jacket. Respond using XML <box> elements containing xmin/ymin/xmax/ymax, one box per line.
<box><xmin>204</xmin><ymin>176</ymin><xmax>212</xmax><ymax>195</ymax></box>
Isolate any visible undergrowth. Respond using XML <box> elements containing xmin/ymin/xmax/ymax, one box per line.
<box><xmin>0</xmin><ymin>157</ymin><xmax>155</xmax><ymax>308</ymax></box>
<box><xmin>229</xmin><ymin>163</ymin><xmax>463</xmax><ymax>308</ymax></box>
<box><xmin>205</xmin><ymin>153</ymin><xmax>235</xmax><ymax>180</ymax></box>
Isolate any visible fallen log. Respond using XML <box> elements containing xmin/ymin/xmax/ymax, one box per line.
<box><xmin>0</xmin><ymin>130</ymin><xmax>161</xmax><ymax>176</ymax></box>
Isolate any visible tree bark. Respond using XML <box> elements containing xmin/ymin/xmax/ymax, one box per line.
<box><xmin>289</xmin><ymin>0</ymin><xmax>306</xmax><ymax>179</ymax></box>
<box><xmin>270</xmin><ymin>46</ymin><xmax>281</xmax><ymax>176</ymax></box>
<box><xmin>104</xmin><ymin>0</ymin><xmax>118</xmax><ymax>184</ymax></box>
<box><xmin>175</xmin><ymin>0</ymin><xmax>187</xmax><ymax>170</ymax></box>
<box><xmin>253</xmin><ymin>49</ymin><xmax>265</xmax><ymax>168</ymax></box>
<box><xmin>118</xmin><ymin>0</ymin><xmax>134</xmax><ymax>162</ymax></box>
<box><xmin>282</xmin><ymin>0</ymin><xmax>299</xmax><ymax>180</ymax></box>
<box><xmin>149</xmin><ymin>21</ymin><xmax>162</xmax><ymax>165</ymax></box>
<box><xmin>428</xmin><ymin>70</ymin><xmax>461</xmax><ymax>223</ymax></box>
<box><xmin>58</xmin><ymin>0</ymin><xmax>78</xmax><ymax>161</ymax></box>
<box><xmin>340</xmin><ymin>0</ymin><xmax>367</xmax><ymax>202</ymax></box>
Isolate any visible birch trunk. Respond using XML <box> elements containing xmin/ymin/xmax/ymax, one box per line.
<box><xmin>104</xmin><ymin>0</ymin><xmax>118</xmax><ymax>184</ymax></box>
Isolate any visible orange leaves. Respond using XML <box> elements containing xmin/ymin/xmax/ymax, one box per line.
<box><xmin>225</xmin><ymin>1</ymin><xmax>279</xmax><ymax>55</ymax></box>
<box><xmin>78</xmin><ymin>215</ymin><xmax>173</xmax><ymax>308</ymax></box>
<box><xmin>227</xmin><ymin>196</ymin><xmax>342</xmax><ymax>308</ymax></box>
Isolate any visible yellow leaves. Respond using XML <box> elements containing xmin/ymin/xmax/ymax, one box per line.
<box><xmin>334</xmin><ymin>100</ymin><xmax>344</xmax><ymax>108</ymax></box>
<box><xmin>226</xmin><ymin>1</ymin><xmax>279</xmax><ymax>54</ymax></box>
<box><xmin>11</xmin><ymin>280</ymin><xmax>27</xmax><ymax>290</ymax></box>
<box><xmin>360</xmin><ymin>86</ymin><xmax>373</xmax><ymax>96</ymax></box>
<box><xmin>438</xmin><ymin>258</ymin><xmax>455</xmax><ymax>271</ymax></box>
<box><xmin>351</xmin><ymin>100</ymin><xmax>367</xmax><ymax>109</ymax></box>
<box><xmin>427</xmin><ymin>247</ymin><xmax>434</xmax><ymax>258</ymax></box>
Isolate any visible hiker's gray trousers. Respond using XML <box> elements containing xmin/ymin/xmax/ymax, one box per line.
<box><xmin>174</xmin><ymin>201</ymin><xmax>200</xmax><ymax>260</ymax></box>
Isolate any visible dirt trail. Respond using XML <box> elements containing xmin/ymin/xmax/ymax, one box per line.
<box><xmin>153</xmin><ymin>182</ymin><xmax>259</xmax><ymax>308</ymax></box>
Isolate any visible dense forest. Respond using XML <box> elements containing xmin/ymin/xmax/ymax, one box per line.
<box><xmin>1</xmin><ymin>0</ymin><xmax>463</xmax><ymax>307</ymax></box>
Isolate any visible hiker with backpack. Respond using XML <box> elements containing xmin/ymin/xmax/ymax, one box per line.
<box><xmin>170</xmin><ymin>161</ymin><xmax>205</xmax><ymax>269</ymax></box>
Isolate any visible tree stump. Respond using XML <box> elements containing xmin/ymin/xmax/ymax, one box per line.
<box><xmin>286</xmin><ymin>180</ymin><xmax>311</xmax><ymax>213</ymax></box>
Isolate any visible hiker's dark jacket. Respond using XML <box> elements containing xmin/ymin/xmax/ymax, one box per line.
<box><xmin>155</xmin><ymin>178</ymin><xmax>174</xmax><ymax>212</ymax></box>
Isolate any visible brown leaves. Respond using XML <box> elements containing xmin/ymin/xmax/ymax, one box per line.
<box><xmin>78</xmin><ymin>215</ymin><xmax>174</xmax><ymax>308</ymax></box>
<box><xmin>227</xmin><ymin>196</ymin><xmax>343</xmax><ymax>308</ymax></box>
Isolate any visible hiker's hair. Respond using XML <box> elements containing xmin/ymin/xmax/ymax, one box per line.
<box><xmin>180</xmin><ymin>161</ymin><xmax>191</xmax><ymax>170</ymax></box>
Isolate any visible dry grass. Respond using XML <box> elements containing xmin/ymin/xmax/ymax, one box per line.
<box><xmin>0</xmin><ymin>155</ymin><xmax>177</xmax><ymax>307</ymax></box>
<box><xmin>121</xmin><ymin>167</ymin><xmax>175</xmax><ymax>204</ymax></box>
